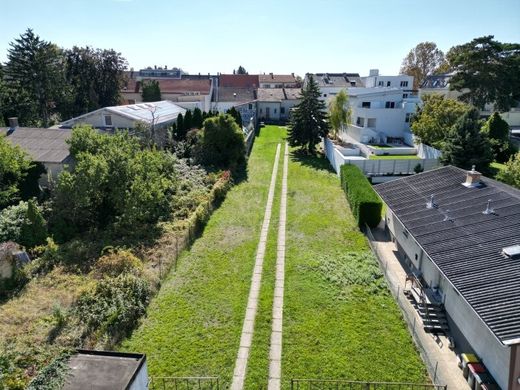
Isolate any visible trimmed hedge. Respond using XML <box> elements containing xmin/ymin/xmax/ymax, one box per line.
<box><xmin>340</xmin><ymin>165</ymin><xmax>383</xmax><ymax>228</ymax></box>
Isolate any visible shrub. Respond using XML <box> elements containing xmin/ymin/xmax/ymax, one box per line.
<box><xmin>340</xmin><ymin>165</ymin><xmax>382</xmax><ymax>228</ymax></box>
<box><xmin>0</xmin><ymin>201</ymin><xmax>28</xmax><ymax>243</ymax></box>
<box><xmin>91</xmin><ymin>249</ymin><xmax>142</xmax><ymax>278</ymax></box>
<box><xmin>26</xmin><ymin>352</ymin><xmax>71</xmax><ymax>390</ymax></box>
<box><xmin>19</xmin><ymin>199</ymin><xmax>47</xmax><ymax>248</ymax></box>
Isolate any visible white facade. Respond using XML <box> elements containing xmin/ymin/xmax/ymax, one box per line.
<box><xmin>364</xmin><ymin>74</ymin><xmax>413</xmax><ymax>89</ymax></box>
<box><xmin>344</xmin><ymin>88</ymin><xmax>421</xmax><ymax>144</ymax></box>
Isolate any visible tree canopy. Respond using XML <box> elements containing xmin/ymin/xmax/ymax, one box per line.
<box><xmin>328</xmin><ymin>89</ymin><xmax>351</xmax><ymax>140</ymax></box>
<box><xmin>141</xmin><ymin>80</ymin><xmax>161</xmax><ymax>102</ymax></box>
<box><xmin>497</xmin><ymin>152</ymin><xmax>520</xmax><ymax>189</ymax></box>
<box><xmin>410</xmin><ymin>94</ymin><xmax>472</xmax><ymax>149</ymax></box>
<box><xmin>440</xmin><ymin>108</ymin><xmax>493</xmax><ymax>172</ymax></box>
<box><xmin>226</xmin><ymin>107</ymin><xmax>243</xmax><ymax>128</ymax></box>
<box><xmin>235</xmin><ymin>66</ymin><xmax>248</xmax><ymax>75</ymax></box>
<box><xmin>447</xmin><ymin>36</ymin><xmax>520</xmax><ymax>112</ymax></box>
<box><xmin>288</xmin><ymin>75</ymin><xmax>330</xmax><ymax>154</ymax></box>
<box><xmin>481</xmin><ymin>112</ymin><xmax>517</xmax><ymax>163</ymax></box>
<box><xmin>400</xmin><ymin>42</ymin><xmax>447</xmax><ymax>89</ymax></box>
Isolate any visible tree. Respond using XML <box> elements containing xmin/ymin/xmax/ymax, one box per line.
<box><xmin>192</xmin><ymin>107</ymin><xmax>203</xmax><ymax>128</ymax></box>
<box><xmin>497</xmin><ymin>152</ymin><xmax>520</xmax><ymax>189</ymax></box>
<box><xmin>328</xmin><ymin>89</ymin><xmax>351</xmax><ymax>140</ymax></box>
<box><xmin>481</xmin><ymin>112</ymin><xmax>517</xmax><ymax>163</ymax></box>
<box><xmin>4</xmin><ymin>29</ymin><xmax>67</xmax><ymax>126</ymax></box>
<box><xmin>196</xmin><ymin>114</ymin><xmax>245</xmax><ymax>169</ymax></box>
<box><xmin>411</xmin><ymin>94</ymin><xmax>472</xmax><ymax>148</ymax></box>
<box><xmin>184</xmin><ymin>110</ymin><xmax>193</xmax><ymax>132</ymax></box>
<box><xmin>447</xmin><ymin>36</ymin><xmax>520</xmax><ymax>112</ymax></box>
<box><xmin>175</xmin><ymin>113</ymin><xmax>185</xmax><ymax>140</ymax></box>
<box><xmin>141</xmin><ymin>80</ymin><xmax>161</xmax><ymax>102</ymax></box>
<box><xmin>288</xmin><ymin>75</ymin><xmax>330</xmax><ymax>154</ymax></box>
<box><xmin>226</xmin><ymin>107</ymin><xmax>243</xmax><ymax>128</ymax></box>
<box><xmin>400</xmin><ymin>42</ymin><xmax>447</xmax><ymax>89</ymax></box>
<box><xmin>0</xmin><ymin>135</ymin><xmax>33</xmax><ymax>209</ymax></box>
<box><xmin>440</xmin><ymin>108</ymin><xmax>493</xmax><ymax>172</ymax></box>
<box><xmin>236</xmin><ymin>66</ymin><xmax>247</xmax><ymax>75</ymax></box>
<box><xmin>19</xmin><ymin>199</ymin><xmax>47</xmax><ymax>248</ymax></box>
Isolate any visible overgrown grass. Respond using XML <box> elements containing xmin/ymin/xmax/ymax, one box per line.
<box><xmin>369</xmin><ymin>154</ymin><xmax>420</xmax><ymax>160</ymax></box>
<box><xmin>120</xmin><ymin>126</ymin><xmax>286</xmax><ymax>384</ymax></box>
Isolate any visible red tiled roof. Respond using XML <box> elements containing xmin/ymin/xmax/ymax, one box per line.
<box><xmin>122</xmin><ymin>78</ymin><xmax>211</xmax><ymax>94</ymax></box>
<box><xmin>219</xmin><ymin>74</ymin><xmax>259</xmax><ymax>88</ymax></box>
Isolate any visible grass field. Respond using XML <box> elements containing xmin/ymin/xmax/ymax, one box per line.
<box><xmin>121</xmin><ymin>126</ymin><xmax>428</xmax><ymax>387</ymax></box>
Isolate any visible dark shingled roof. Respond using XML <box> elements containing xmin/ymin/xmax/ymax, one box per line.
<box><xmin>374</xmin><ymin>166</ymin><xmax>520</xmax><ymax>345</ymax></box>
<box><xmin>0</xmin><ymin>127</ymin><xmax>72</xmax><ymax>163</ymax></box>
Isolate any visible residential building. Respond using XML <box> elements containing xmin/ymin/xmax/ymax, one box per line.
<box><xmin>135</xmin><ymin>66</ymin><xmax>185</xmax><ymax>79</ymax></box>
<box><xmin>60</xmin><ymin>100</ymin><xmax>186</xmax><ymax>131</ymax></box>
<box><xmin>304</xmin><ymin>73</ymin><xmax>364</xmax><ymax>102</ymax></box>
<box><xmin>420</xmin><ymin>73</ymin><xmax>520</xmax><ymax>127</ymax></box>
<box><xmin>259</xmin><ymin>73</ymin><xmax>299</xmax><ymax>88</ymax></box>
<box><xmin>363</xmin><ymin>69</ymin><xmax>413</xmax><ymax>89</ymax></box>
<box><xmin>211</xmin><ymin>74</ymin><xmax>259</xmax><ymax>122</ymax></box>
<box><xmin>1</xmin><ymin>118</ymin><xmax>72</xmax><ymax>180</ymax></box>
<box><xmin>344</xmin><ymin>87</ymin><xmax>420</xmax><ymax>145</ymax></box>
<box><xmin>374</xmin><ymin>166</ymin><xmax>520</xmax><ymax>390</ymax></box>
<box><xmin>257</xmin><ymin>88</ymin><xmax>301</xmax><ymax>122</ymax></box>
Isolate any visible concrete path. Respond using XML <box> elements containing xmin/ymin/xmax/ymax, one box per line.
<box><xmin>369</xmin><ymin>225</ymin><xmax>470</xmax><ymax>390</ymax></box>
<box><xmin>268</xmin><ymin>143</ymin><xmax>289</xmax><ymax>390</ymax></box>
<box><xmin>230</xmin><ymin>143</ymin><xmax>281</xmax><ymax>390</ymax></box>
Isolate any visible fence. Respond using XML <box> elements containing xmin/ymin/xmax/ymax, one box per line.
<box><xmin>150</xmin><ymin>377</ymin><xmax>220</xmax><ymax>390</ymax></box>
<box><xmin>364</xmin><ymin>225</ymin><xmax>445</xmax><ymax>388</ymax></box>
<box><xmin>290</xmin><ymin>379</ymin><xmax>447</xmax><ymax>390</ymax></box>
<box><xmin>324</xmin><ymin>138</ymin><xmax>440</xmax><ymax>176</ymax></box>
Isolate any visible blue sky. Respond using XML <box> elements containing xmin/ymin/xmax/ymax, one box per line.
<box><xmin>1</xmin><ymin>0</ymin><xmax>519</xmax><ymax>77</ymax></box>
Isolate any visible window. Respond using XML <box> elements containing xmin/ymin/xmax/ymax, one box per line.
<box><xmin>403</xmin><ymin>93</ymin><xmax>408</xmax><ymax>99</ymax></box>
<box><xmin>104</xmin><ymin>115</ymin><xmax>112</xmax><ymax>126</ymax></box>
<box><xmin>378</xmin><ymin>81</ymin><xmax>384</xmax><ymax>87</ymax></box>
<box><xmin>248</xmin><ymin>104</ymin><xmax>253</xmax><ymax>109</ymax></box>
<box><xmin>274</xmin><ymin>108</ymin><xmax>277</xmax><ymax>114</ymax></box>
<box><xmin>356</xmin><ymin>117</ymin><xmax>365</xmax><ymax>127</ymax></box>
<box><xmin>405</xmin><ymin>113</ymin><xmax>411</xmax><ymax>123</ymax></box>
<box><xmin>385</xmin><ymin>101</ymin><xmax>395</xmax><ymax>109</ymax></box>
<box><xmin>361</xmin><ymin>101</ymin><xmax>371</xmax><ymax>108</ymax></box>
<box><xmin>350</xmin><ymin>81</ymin><xmax>356</xmax><ymax>86</ymax></box>
<box><xmin>400</xmin><ymin>80</ymin><xmax>409</xmax><ymax>87</ymax></box>
<box><xmin>280</xmin><ymin>107</ymin><xmax>285</xmax><ymax>114</ymax></box>
<box><xmin>323</xmin><ymin>94</ymin><xmax>327</xmax><ymax>97</ymax></box>
<box><xmin>387</xmin><ymin>81</ymin><xmax>391</xmax><ymax>87</ymax></box>
<box><xmin>260</xmin><ymin>108</ymin><xmax>263</xmax><ymax>113</ymax></box>
<box><xmin>367</xmin><ymin>118</ymin><xmax>376</xmax><ymax>127</ymax></box>
<box><xmin>415</xmin><ymin>254</ymin><xmax>418</xmax><ymax>260</ymax></box>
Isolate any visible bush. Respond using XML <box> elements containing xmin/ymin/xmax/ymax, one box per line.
<box><xmin>91</xmin><ymin>249</ymin><xmax>142</xmax><ymax>278</ymax></box>
<box><xmin>0</xmin><ymin>201</ymin><xmax>28</xmax><ymax>243</ymax></box>
<box><xmin>19</xmin><ymin>199</ymin><xmax>47</xmax><ymax>248</ymax></box>
<box><xmin>340</xmin><ymin>165</ymin><xmax>382</xmax><ymax>228</ymax></box>
<box><xmin>26</xmin><ymin>352</ymin><xmax>71</xmax><ymax>390</ymax></box>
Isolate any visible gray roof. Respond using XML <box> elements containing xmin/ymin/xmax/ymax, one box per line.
<box><xmin>308</xmin><ymin>73</ymin><xmax>364</xmax><ymax>88</ymax></box>
<box><xmin>257</xmin><ymin>88</ymin><xmax>285</xmax><ymax>101</ymax></box>
<box><xmin>284</xmin><ymin>88</ymin><xmax>302</xmax><ymax>100</ymax></box>
<box><xmin>64</xmin><ymin>350</ymin><xmax>146</xmax><ymax>390</ymax></box>
<box><xmin>0</xmin><ymin>127</ymin><xmax>71</xmax><ymax>163</ymax></box>
<box><xmin>217</xmin><ymin>87</ymin><xmax>256</xmax><ymax>103</ymax></box>
<box><xmin>420</xmin><ymin>73</ymin><xmax>453</xmax><ymax>89</ymax></box>
<box><xmin>374</xmin><ymin>166</ymin><xmax>520</xmax><ymax>345</ymax></box>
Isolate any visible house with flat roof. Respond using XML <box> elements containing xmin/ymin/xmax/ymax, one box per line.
<box><xmin>259</xmin><ymin>73</ymin><xmax>299</xmax><ymax>89</ymax></box>
<box><xmin>1</xmin><ymin>119</ymin><xmax>72</xmax><ymax>180</ymax></box>
<box><xmin>304</xmin><ymin>72</ymin><xmax>364</xmax><ymax>102</ymax></box>
<box><xmin>363</xmin><ymin>69</ymin><xmax>414</xmax><ymax>89</ymax></box>
<box><xmin>60</xmin><ymin>101</ymin><xmax>186</xmax><ymax>131</ymax></box>
<box><xmin>374</xmin><ymin>166</ymin><xmax>520</xmax><ymax>390</ymax></box>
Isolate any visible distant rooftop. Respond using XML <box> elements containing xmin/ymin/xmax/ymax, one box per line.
<box><xmin>0</xmin><ymin>127</ymin><xmax>72</xmax><ymax>163</ymax></box>
<box><xmin>63</xmin><ymin>350</ymin><xmax>146</xmax><ymax>390</ymax></box>
<box><xmin>219</xmin><ymin>74</ymin><xmax>259</xmax><ymax>88</ymax></box>
<box><xmin>123</xmin><ymin>78</ymin><xmax>211</xmax><ymax>94</ymax></box>
<box><xmin>257</xmin><ymin>88</ymin><xmax>285</xmax><ymax>101</ymax></box>
<box><xmin>420</xmin><ymin>73</ymin><xmax>454</xmax><ymax>89</ymax></box>
<box><xmin>308</xmin><ymin>73</ymin><xmax>364</xmax><ymax>88</ymax></box>
<box><xmin>217</xmin><ymin>87</ymin><xmax>256</xmax><ymax>103</ymax></box>
<box><xmin>259</xmin><ymin>74</ymin><xmax>297</xmax><ymax>83</ymax></box>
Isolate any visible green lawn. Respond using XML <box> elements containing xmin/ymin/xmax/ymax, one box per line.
<box><xmin>369</xmin><ymin>154</ymin><xmax>420</xmax><ymax>160</ymax></box>
<box><xmin>121</xmin><ymin>126</ymin><xmax>428</xmax><ymax>387</ymax></box>
<box><xmin>120</xmin><ymin>126</ymin><xmax>285</xmax><ymax>384</ymax></box>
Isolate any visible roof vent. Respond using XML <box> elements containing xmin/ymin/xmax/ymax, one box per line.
<box><xmin>482</xmin><ymin>199</ymin><xmax>495</xmax><ymax>215</ymax></box>
<box><xmin>426</xmin><ymin>194</ymin><xmax>437</xmax><ymax>209</ymax></box>
<box><xmin>463</xmin><ymin>165</ymin><xmax>482</xmax><ymax>188</ymax></box>
<box><xmin>502</xmin><ymin>245</ymin><xmax>520</xmax><ymax>260</ymax></box>
<box><xmin>8</xmin><ymin>117</ymin><xmax>18</xmax><ymax>130</ymax></box>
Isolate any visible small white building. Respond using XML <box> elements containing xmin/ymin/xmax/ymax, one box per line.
<box><xmin>344</xmin><ymin>87</ymin><xmax>420</xmax><ymax>145</ymax></box>
<box><xmin>363</xmin><ymin>69</ymin><xmax>413</xmax><ymax>89</ymax></box>
<box><xmin>60</xmin><ymin>101</ymin><xmax>186</xmax><ymax>131</ymax></box>
<box><xmin>304</xmin><ymin>73</ymin><xmax>364</xmax><ymax>103</ymax></box>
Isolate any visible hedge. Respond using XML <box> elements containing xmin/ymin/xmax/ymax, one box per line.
<box><xmin>340</xmin><ymin>165</ymin><xmax>383</xmax><ymax>228</ymax></box>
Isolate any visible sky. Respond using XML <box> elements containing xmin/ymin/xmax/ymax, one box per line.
<box><xmin>1</xmin><ymin>0</ymin><xmax>519</xmax><ymax>78</ymax></box>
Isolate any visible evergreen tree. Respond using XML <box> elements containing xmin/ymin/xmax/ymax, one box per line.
<box><xmin>20</xmin><ymin>199</ymin><xmax>47</xmax><ymax>248</ymax></box>
<box><xmin>192</xmin><ymin>107</ymin><xmax>203</xmax><ymax>128</ymax></box>
<box><xmin>288</xmin><ymin>75</ymin><xmax>330</xmax><ymax>154</ymax></box>
<box><xmin>175</xmin><ymin>113</ymin><xmax>185</xmax><ymax>140</ymax></box>
<box><xmin>481</xmin><ymin>112</ymin><xmax>517</xmax><ymax>163</ymax></box>
<box><xmin>226</xmin><ymin>107</ymin><xmax>243</xmax><ymax>128</ymax></box>
<box><xmin>184</xmin><ymin>110</ymin><xmax>193</xmax><ymax>131</ymax></box>
<box><xmin>141</xmin><ymin>80</ymin><xmax>161</xmax><ymax>102</ymax></box>
<box><xmin>236</xmin><ymin>66</ymin><xmax>247</xmax><ymax>75</ymax></box>
<box><xmin>441</xmin><ymin>108</ymin><xmax>493</xmax><ymax>172</ymax></box>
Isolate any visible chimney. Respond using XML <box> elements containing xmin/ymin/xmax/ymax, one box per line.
<box><xmin>291</xmin><ymin>72</ymin><xmax>294</xmax><ymax>77</ymax></box>
<box><xmin>463</xmin><ymin>165</ymin><xmax>482</xmax><ymax>188</ymax></box>
<box><xmin>270</xmin><ymin>72</ymin><xmax>274</xmax><ymax>79</ymax></box>
<box><xmin>8</xmin><ymin>117</ymin><xmax>18</xmax><ymax>130</ymax></box>
<box><xmin>369</xmin><ymin>69</ymin><xmax>379</xmax><ymax>77</ymax></box>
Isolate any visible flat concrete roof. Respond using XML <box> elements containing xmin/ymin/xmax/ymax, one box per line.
<box><xmin>63</xmin><ymin>350</ymin><xmax>145</xmax><ymax>390</ymax></box>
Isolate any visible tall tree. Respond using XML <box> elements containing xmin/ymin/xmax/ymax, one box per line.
<box><xmin>175</xmin><ymin>113</ymin><xmax>185</xmax><ymax>140</ymax></box>
<box><xmin>236</xmin><ymin>66</ymin><xmax>248</xmax><ymax>75</ymax></box>
<box><xmin>447</xmin><ymin>36</ymin><xmax>520</xmax><ymax>112</ymax></box>
<box><xmin>411</xmin><ymin>94</ymin><xmax>472</xmax><ymax>148</ymax></box>
<box><xmin>141</xmin><ymin>80</ymin><xmax>161</xmax><ymax>102</ymax></box>
<box><xmin>4</xmin><ymin>29</ymin><xmax>67</xmax><ymax>126</ymax></box>
<box><xmin>400</xmin><ymin>42</ymin><xmax>447</xmax><ymax>89</ymax></box>
<box><xmin>184</xmin><ymin>110</ymin><xmax>193</xmax><ymax>132</ymax></box>
<box><xmin>481</xmin><ymin>112</ymin><xmax>517</xmax><ymax>163</ymax></box>
<box><xmin>288</xmin><ymin>75</ymin><xmax>330</xmax><ymax>154</ymax></box>
<box><xmin>440</xmin><ymin>108</ymin><xmax>493</xmax><ymax>172</ymax></box>
<box><xmin>192</xmin><ymin>107</ymin><xmax>203</xmax><ymax>128</ymax></box>
<box><xmin>328</xmin><ymin>89</ymin><xmax>351</xmax><ymax>140</ymax></box>
<box><xmin>93</xmin><ymin>49</ymin><xmax>128</xmax><ymax>108</ymax></box>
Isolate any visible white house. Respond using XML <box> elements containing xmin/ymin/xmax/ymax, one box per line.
<box><xmin>344</xmin><ymin>87</ymin><xmax>421</xmax><ymax>145</ymax></box>
<box><xmin>257</xmin><ymin>88</ymin><xmax>302</xmax><ymax>122</ymax></box>
<box><xmin>375</xmin><ymin>166</ymin><xmax>520</xmax><ymax>390</ymax></box>
<box><xmin>304</xmin><ymin>73</ymin><xmax>364</xmax><ymax>103</ymax></box>
<box><xmin>363</xmin><ymin>69</ymin><xmax>413</xmax><ymax>89</ymax></box>
<box><xmin>60</xmin><ymin>101</ymin><xmax>186</xmax><ymax>130</ymax></box>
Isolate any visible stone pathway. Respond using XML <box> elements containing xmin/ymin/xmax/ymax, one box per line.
<box><xmin>230</xmin><ymin>143</ymin><xmax>281</xmax><ymax>390</ymax></box>
<box><xmin>268</xmin><ymin>143</ymin><xmax>289</xmax><ymax>390</ymax></box>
